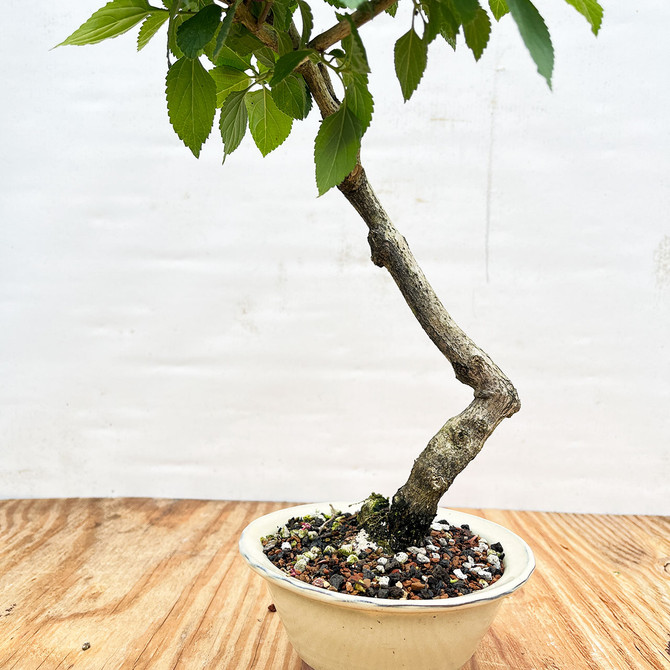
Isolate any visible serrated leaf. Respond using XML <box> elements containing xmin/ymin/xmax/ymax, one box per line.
<box><xmin>394</xmin><ymin>28</ymin><xmax>427</xmax><ymax>102</ymax></box>
<box><xmin>438</xmin><ymin>4</ymin><xmax>460</xmax><ymax>49</ymax></box>
<box><xmin>277</xmin><ymin>32</ymin><xmax>294</xmax><ymax>56</ymax></box>
<box><xmin>255</xmin><ymin>47</ymin><xmax>277</xmax><ymax>68</ymax></box>
<box><xmin>137</xmin><ymin>11</ymin><xmax>169</xmax><ymax>51</ymax></box>
<box><xmin>506</xmin><ymin>0</ymin><xmax>554</xmax><ymax>88</ymax></box>
<box><xmin>168</xmin><ymin>13</ymin><xmax>187</xmax><ymax>58</ymax></box>
<box><xmin>177</xmin><ymin>4</ymin><xmax>222</xmax><ymax>58</ymax></box>
<box><xmin>564</xmin><ymin>0</ymin><xmax>603</xmax><ymax>35</ymax></box>
<box><xmin>448</xmin><ymin>0</ymin><xmax>480</xmax><ymax>24</ymax></box>
<box><xmin>211</xmin><ymin>0</ymin><xmax>241</xmax><ymax>61</ymax></box>
<box><xmin>271</xmin><ymin>0</ymin><xmax>296</xmax><ymax>32</ymax></box>
<box><xmin>208</xmin><ymin>44</ymin><xmax>251</xmax><ymax>69</ymax></box>
<box><xmin>464</xmin><ymin>7</ymin><xmax>491</xmax><ymax>60</ymax></box>
<box><xmin>270</xmin><ymin>49</ymin><xmax>314</xmax><ymax>86</ymax></box>
<box><xmin>226</xmin><ymin>24</ymin><xmax>266</xmax><ymax>55</ymax></box>
<box><xmin>488</xmin><ymin>0</ymin><xmax>509</xmax><ymax>20</ymax></box>
<box><xmin>219</xmin><ymin>90</ymin><xmax>248</xmax><ymax>156</ymax></box>
<box><xmin>314</xmin><ymin>104</ymin><xmax>362</xmax><ymax>196</ymax></box>
<box><xmin>210</xmin><ymin>66</ymin><xmax>251</xmax><ymax>107</ymax></box>
<box><xmin>166</xmin><ymin>57</ymin><xmax>217</xmax><ymax>157</ymax></box>
<box><xmin>59</xmin><ymin>0</ymin><xmax>152</xmax><ymax>46</ymax></box>
<box><xmin>245</xmin><ymin>89</ymin><xmax>293</xmax><ymax>156</ymax></box>
<box><xmin>342</xmin><ymin>21</ymin><xmax>370</xmax><ymax>74</ymax></box>
<box><xmin>385</xmin><ymin>1</ymin><xmax>398</xmax><ymax>17</ymax></box>
<box><xmin>422</xmin><ymin>0</ymin><xmax>447</xmax><ymax>45</ymax></box>
<box><xmin>297</xmin><ymin>0</ymin><xmax>314</xmax><ymax>46</ymax></box>
<box><xmin>344</xmin><ymin>74</ymin><xmax>373</xmax><ymax>133</ymax></box>
<box><xmin>271</xmin><ymin>73</ymin><xmax>311</xmax><ymax>120</ymax></box>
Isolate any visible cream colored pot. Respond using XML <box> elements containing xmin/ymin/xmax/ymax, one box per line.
<box><xmin>239</xmin><ymin>502</ymin><xmax>535</xmax><ymax>670</ymax></box>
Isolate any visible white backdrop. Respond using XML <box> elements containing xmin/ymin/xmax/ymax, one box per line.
<box><xmin>1</xmin><ymin>1</ymin><xmax>668</xmax><ymax>514</ymax></box>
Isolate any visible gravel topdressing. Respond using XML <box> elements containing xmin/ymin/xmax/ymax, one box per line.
<box><xmin>261</xmin><ymin>508</ymin><xmax>505</xmax><ymax>600</ymax></box>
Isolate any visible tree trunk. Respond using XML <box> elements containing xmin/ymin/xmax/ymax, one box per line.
<box><xmin>301</xmin><ymin>65</ymin><xmax>521</xmax><ymax>547</ymax></box>
<box><xmin>242</xmin><ymin>17</ymin><xmax>521</xmax><ymax>547</ymax></box>
<box><xmin>337</xmin><ymin>166</ymin><xmax>520</xmax><ymax>546</ymax></box>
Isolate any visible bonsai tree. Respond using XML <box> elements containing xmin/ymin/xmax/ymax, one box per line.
<box><xmin>60</xmin><ymin>0</ymin><xmax>602</xmax><ymax>547</ymax></box>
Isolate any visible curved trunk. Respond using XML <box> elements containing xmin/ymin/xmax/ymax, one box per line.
<box><xmin>244</xmin><ymin>17</ymin><xmax>521</xmax><ymax>547</ymax></box>
<box><xmin>337</xmin><ymin>168</ymin><xmax>520</xmax><ymax>546</ymax></box>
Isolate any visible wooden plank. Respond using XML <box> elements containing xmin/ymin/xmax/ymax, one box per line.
<box><xmin>0</xmin><ymin>499</ymin><xmax>667</xmax><ymax>669</ymax></box>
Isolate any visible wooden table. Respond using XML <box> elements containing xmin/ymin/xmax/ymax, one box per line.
<box><xmin>0</xmin><ymin>499</ymin><xmax>668</xmax><ymax>669</ymax></box>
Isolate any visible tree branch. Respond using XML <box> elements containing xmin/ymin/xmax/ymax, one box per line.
<box><xmin>307</xmin><ymin>0</ymin><xmax>398</xmax><ymax>52</ymax></box>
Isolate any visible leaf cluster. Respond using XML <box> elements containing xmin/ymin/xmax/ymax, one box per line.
<box><xmin>59</xmin><ymin>0</ymin><xmax>603</xmax><ymax>194</ymax></box>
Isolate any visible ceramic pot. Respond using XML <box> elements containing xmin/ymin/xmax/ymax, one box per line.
<box><xmin>239</xmin><ymin>502</ymin><xmax>535</xmax><ymax>670</ymax></box>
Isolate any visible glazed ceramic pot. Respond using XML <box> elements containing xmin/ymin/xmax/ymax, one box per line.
<box><xmin>239</xmin><ymin>502</ymin><xmax>535</xmax><ymax>670</ymax></box>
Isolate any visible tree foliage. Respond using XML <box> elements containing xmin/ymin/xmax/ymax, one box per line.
<box><xmin>60</xmin><ymin>0</ymin><xmax>602</xmax><ymax>194</ymax></box>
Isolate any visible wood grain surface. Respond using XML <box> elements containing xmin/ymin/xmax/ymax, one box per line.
<box><xmin>0</xmin><ymin>499</ymin><xmax>668</xmax><ymax>669</ymax></box>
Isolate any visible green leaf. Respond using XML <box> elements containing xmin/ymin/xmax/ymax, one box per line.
<box><xmin>394</xmin><ymin>28</ymin><xmax>427</xmax><ymax>102</ymax></box>
<box><xmin>271</xmin><ymin>73</ymin><xmax>312</xmax><ymax>120</ymax></box>
<box><xmin>177</xmin><ymin>4</ymin><xmax>222</xmax><ymax>58</ymax></box>
<box><xmin>344</xmin><ymin>74</ymin><xmax>373</xmax><ymax>133</ymax></box>
<box><xmin>448</xmin><ymin>0</ymin><xmax>480</xmax><ymax>24</ymax></box>
<box><xmin>208</xmin><ymin>44</ymin><xmax>251</xmax><ymax>69</ymax></box>
<box><xmin>342</xmin><ymin>21</ymin><xmax>370</xmax><ymax>74</ymax></box>
<box><xmin>270</xmin><ymin>49</ymin><xmax>314</xmax><ymax>86</ymax></box>
<box><xmin>340</xmin><ymin>0</ymin><xmax>370</xmax><ymax>7</ymax></box>
<box><xmin>277</xmin><ymin>32</ymin><xmax>295</xmax><ymax>56</ymax></box>
<box><xmin>314</xmin><ymin>104</ymin><xmax>362</xmax><ymax>196</ymax></box>
<box><xmin>212</xmin><ymin>0</ymin><xmax>242</xmax><ymax>61</ymax></box>
<box><xmin>563</xmin><ymin>0</ymin><xmax>603</xmax><ymax>35</ymax></box>
<box><xmin>168</xmin><ymin>13</ymin><xmax>187</xmax><ymax>58</ymax></box>
<box><xmin>220</xmin><ymin>90</ymin><xmax>248</xmax><ymax>156</ymax></box>
<box><xmin>166</xmin><ymin>57</ymin><xmax>217</xmax><ymax>157</ymax></box>
<box><xmin>59</xmin><ymin>0</ymin><xmax>152</xmax><ymax>46</ymax></box>
<box><xmin>255</xmin><ymin>47</ymin><xmax>277</xmax><ymax>68</ymax></box>
<box><xmin>271</xmin><ymin>0</ymin><xmax>296</xmax><ymax>32</ymax></box>
<box><xmin>464</xmin><ymin>7</ymin><xmax>491</xmax><ymax>60</ymax></box>
<box><xmin>137</xmin><ymin>11</ymin><xmax>169</xmax><ymax>51</ymax></box>
<box><xmin>488</xmin><ymin>0</ymin><xmax>509</xmax><ymax>20</ymax></box>
<box><xmin>438</xmin><ymin>3</ymin><xmax>460</xmax><ymax>49</ymax></box>
<box><xmin>506</xmin><ymin>0</ymin><xmax>554</xmax><ymax>88</ymax></box>
<box><xmin>210</xmin><ymin>66</ymin><xmax>251</xmax><ymax>107</ymax></box>
<box><xmin>385</xmin><ymin>1</ymin><xmax>398</xmax><ymax>17</ymax></box>
<box><xmin>422</xmin><ymin>0</ymin><xmax>448</xmax><ymax>45</ymax></box>
<box><xmin>245</xmin><ymin>88</ymin><xmax>293</xmax><ymax>156</ymax></box>
<box><xmin>297</xmin><ymin>0</ymin><xmax>314</xmax><ymax>46</ymax></box>
<box><xmin>226</xmin><ymin>24</ymin><xmax>266</xmax><ymax>55</ymax></box>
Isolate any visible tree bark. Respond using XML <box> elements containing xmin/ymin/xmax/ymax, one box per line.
<box><xmin>240</xmin><ymin>15</ymin><xmax>521</xmax><ymax>547</ymax></box>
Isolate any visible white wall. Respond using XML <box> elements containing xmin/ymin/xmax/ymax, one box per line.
<box><xmin>1</xmin><ymin>2</ymin><xmax>668</xmax><ymax>514</ymax></box>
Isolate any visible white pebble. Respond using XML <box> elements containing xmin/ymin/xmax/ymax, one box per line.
<box><xmin>426</xmin><ymin>544</ymin><xmax>439</xmax><ymax>552</ymax></box>
<box><xmin>378</xmin><ymin>576</ymin><xmax>390</xmax><ymax>587</ymax></box>
<box><xmin>431</xmin><ymin>552</ymin><xmax>440</xmax><ymax>561</ymax></box>
<box><xmin>416</xmin><ymin>554</ymin><xmax>430</xmax><ymax>564</ymax></box>
<box><xmin>453</xmin><ymin>569</ymin><xmax>467</xmax><ymax>581</ymax></box>
<box><xmin>394</xmin><ymin>552</ymin><xmax>409</xmax><ymax>564</ymax></box>
<box><xmin>281</xmin><ymin>542</ymin><xmax>292</xmax><ymax>551</ymax></box>
<box><xmin>377</xmin><ymin>556</ymin><xmax>388</xmax><ymax>565</ymax></box>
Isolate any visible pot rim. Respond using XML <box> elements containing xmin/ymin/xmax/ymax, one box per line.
<box><xmin>239</xmin><ymin>501</ymin><xmax>535</xmax><ymax>611</ymax></box>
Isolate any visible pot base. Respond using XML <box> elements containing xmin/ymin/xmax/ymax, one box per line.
<box><xmin>240</xmin><ymin>503</ymin><xmax>535</xmax><ymax>670</ymax></box>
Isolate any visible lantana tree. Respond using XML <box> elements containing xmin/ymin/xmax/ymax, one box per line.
<box><xmin>60</xmin><ymin>0</ymin><xmax>602</xmax><ymax>547</ymax></box>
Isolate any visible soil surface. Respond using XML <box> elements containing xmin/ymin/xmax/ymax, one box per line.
<box><xmin>261</xmin><ymin>508</ymin><xmax>505</xmax><ymax>600</ymax></box>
